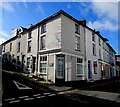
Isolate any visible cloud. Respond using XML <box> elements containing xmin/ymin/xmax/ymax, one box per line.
<box><xmin>0</xmin><ymin>31</ymin><xmax>9</xmax><ymax>37</ymax></box>
<box><xmin>0</xmin><ymin>38</ymin><xmax>6</xmax><ymax>44</ymax></box>
<box><xmin>36</xmin><ymin>5</ymin><xmax>45</xmax><ymax>14</ymax></box>
<box><xmin>88</xmin><ymin>20</ymin><xmax>118</xmax><ymax>31</ymax></box>
<box><xmin>91</xmin><ymin>1</ymin><xmax>118</xmax><ymax>21</ymax></box>
<box><xmin>0</xmin><ymin>2</ymin><xmax>14</xmax><ymax>11</ymax></box>
<box><xmin>0</xmin><ymin>31</ymin><xmax>9</xmax><ymax>44</ymax></box>
<box><xmin>23</xmin><ymin>0</ymin><xmax>28</xmax><ymax>8</ymax></box>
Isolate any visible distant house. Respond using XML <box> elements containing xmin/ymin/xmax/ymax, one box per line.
<box><xmin>115</xmin><ymin>55</ymin><xmax>120</xmax><ymax>76</ymax></box>
<box><xmin>1</xmin><ymin>10</ymin><xmax>116</xmax><ymax>83</ymax></box>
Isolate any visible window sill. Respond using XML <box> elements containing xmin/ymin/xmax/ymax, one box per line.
<box><xmin>39</xmin><ymin>73</ymin><xmax>47</xmax><ymax>75</ymax></box>
<box><xmin>75</xmin><ymin>49</ymin><xmax>81</xmax><ymax>52</ymax></box>
<box><xmin>75</xmin><ymin>32</ymin><xmax>80</xmax><ymax>35</ymax></box>
<box><xmin>41</xmin><ymin>31</ymin><xmax>47</xmax><ymax>34</ymax></box>
<box><xmin>28</xmin><ymin>37</ymin><xmax>32</xmax><ymax>39</ymax></box>
<box><xmin>77</xmin><ymin>74</ymin><xmax>84</xmax><ymax>77</ymax></box>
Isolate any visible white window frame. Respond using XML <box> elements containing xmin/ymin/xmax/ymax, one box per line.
<box><xmin>92</xmin><ymin>32</ymin><xmax>95</xmax><ymax>42</ymax></box>
<box><xmin>76</xmin><ymin>57</ymin><xmax>84</xmax><ymax>76</ymax></box>
<box><xmin>39</xmin><ymin>55</ymin><xmax>47</xmax><ymax>74</ymax></box>
<box><xmin>75</xmin><ymin>36</ymin><xmax>80</xmax><ymax>51</ymax></box>
<box><xmin>75</xmin><ymin>24</ymin><xmax>80</xmax><ymax>34</ymax></box>
<box><xmin>93</xmin><ymin>43</ymin><xmax>96</xmax><ymax>56</ymax></box>
<box><xmin>28</xmin><ymin>40</ymin><xmax>32</xmax><ymax>53</ymax></box>
<box><xmin>17</xmin><ymin>42</ymin><xmax>20</xmax><ymax>53</ymax></box>
<box><xmin>27</xmin><ymin>57</ymin><xmax>31</xmax><ymax>69</ymax></box>
<box><xmin>41</xmin><ymin>24</ymin><xmax>46</xmax><ymax>34</ymax></box>
<box><xmin>40</xmin><ymin>35</ymin><xmax>46</xmax><ymax>50</ymax></box>
<box><xmin>10</xmin><ymin>43</ymin><xmax>12</xmax><ymax>52</ymax></box>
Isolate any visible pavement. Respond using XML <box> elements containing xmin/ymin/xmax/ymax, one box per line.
<box><xmin>71</xmin><ymin>90</ymin><xmax>120</xmax><ymax>103</ymax></box>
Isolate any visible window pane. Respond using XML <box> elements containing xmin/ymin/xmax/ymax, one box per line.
<box><xmin>41</xmin><ymin>36</ymin><xmax>46</xmax><ymax>49</ymax></box>
<box><xmin>77</xmin><ymin>64</ymin><xmax>83</xmax><ymax>75</ymax></box>
<box><xmin>77</xmin><ymin>58</ymin><xmax>83</xmax><ymax>63</ymax></box>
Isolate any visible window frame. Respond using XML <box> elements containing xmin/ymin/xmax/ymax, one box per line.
<box><xmin>27</xmin><ymin>40</ymin><xmax>32</xmax><ymax>53</ymax></box>
<box><xmin>93</xmin><ymin>43</ymin><xmax>96</xmax><ymax>56</ymax></box>
<box><xmin>75</xmin><ymin>24</ymin><xmax>80</xmax><ymax>34</ymax></box>
<box><xmin>27</xmin><ymin>57</ymin><xmax>31</xmax><ymax>69</ymax></box>
<box><xmin>17</xmin><ymin>42</ymin><xmax>20</xmax><ymax>53</ymax></box>
<box><xmin>92</xmin><ymin>32</ymin><xmax>95</xmax><ymax>42</ymax></box>
<box><xmin>75</xmin><ymin>36</ymin><xmax>81</xmax><ymax>51</ymax></box>
<box><xmin>28</xmin><ymin>31</ymin><xmax>32</xmax><ymax>39</ymax></box>
<box><xmin>39</xmin><ymin>56</ymin><xmax>47</xmax><ymax>74</ymax></box>
<box><xmin>76</xmin><ymin>57</ymin><xmax>84</xmax><ymax>76</ymax></box>
<box><xmin>10</xmin><ymin>43</ymin><xmax>12</xmax><ymax>52</ymax></box>
<box><xmin>41</xmin><ymin>24</ymin><xmax>46</xmax><ymax>34</ymax></box>
<box><xmin>3</xmin><ymin>45</ymin><xmax>5</xmax><ymax>52</ymax></box>
<box><xmin>40</xmin><ymin>35</ymin><xmax>46</xmax><ymax>50</ymax></box>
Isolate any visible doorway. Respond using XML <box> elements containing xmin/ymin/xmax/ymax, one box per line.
<box><xmin>56</xmin><ymin>55</ymin><xmax>65</xmax><ymax>83</ymax></box>
<box><xmin>21</xmin><ymin>55</ymin><xmax>25</xmax><ymax>72</ymax></box>
<box><xmin>88</xmin><ymin>60</ymin><xmax>92</xmax><ymax>79</ymax></box>
<box><xmin>32</xmin><ymin>57</ymin><xmax>36</xmax><ymax>73</ymax></box>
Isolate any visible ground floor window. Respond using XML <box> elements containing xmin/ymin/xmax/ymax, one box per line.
<box><xmin>27</xmin><ymin>57</ymin><xmax>31</xmax><ymax>69</ymax></box>
<box><xmin>40</xmin><ymin>56</ymin><xmax>47</xmax><ymax>73</ymax></box>
<box><xmin>76</xmin><ymin>58</ymin><xmax>83</xmax><ymax>75</ymax></box>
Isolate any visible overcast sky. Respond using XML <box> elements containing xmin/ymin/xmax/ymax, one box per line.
<box><xmin>0</xmin><ymin>1</ymin><xmax>119</xmax><ymax>54</ymax></box>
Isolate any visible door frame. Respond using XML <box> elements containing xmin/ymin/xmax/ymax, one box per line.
<box><xmin>55</xmin><ymin>54</ymin><xmax>65</xmax><ymax>83</ymax></box>
<box><xmin>88</xmin><ymin>60</ymin><xmax>92</xmax><ymax>79</ymax></box>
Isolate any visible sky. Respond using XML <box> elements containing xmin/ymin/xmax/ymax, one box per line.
<box><xmin>0</xmin><ymin>1</ymin><xmax>119</xmax><ymax>54</ymax></box>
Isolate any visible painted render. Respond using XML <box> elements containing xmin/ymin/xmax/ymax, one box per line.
<box><xmin>1</xmin><ymin>10</ymin><xmax>117</xmax><ymax>84</ymax></box>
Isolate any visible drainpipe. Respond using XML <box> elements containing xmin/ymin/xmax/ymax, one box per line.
<box><xmin>36</xmin><ymin>26</ymin><xmax>40</xmax><ymax>76</ymax></box>
<box><xmin>84</xmin><ymin>26</ymin><xmax>87</xmax><ymax>81</ymax></box>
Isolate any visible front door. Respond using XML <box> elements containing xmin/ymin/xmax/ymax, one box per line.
<box><xmin>56</xmin><ymin>56</ymin><xmax>65</xmax><ymax>83</ymax></box>
<box><xmin>88</xmin><ymin>60</ymin><xmax>92</xmax><ymax>79</ymax></box>
<box><xmin>21</xmin><ymin>55</ymin><xmax>25</xmax><ymax>72</ymax></box>
<box><xmin>32</xmin><ymin>57</ymin><xmax>36</xmax><ymax>73</ymax></box>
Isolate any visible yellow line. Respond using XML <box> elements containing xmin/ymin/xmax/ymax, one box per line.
<box><xmin>58</xmin><ymin>89</ymin><xmax>79</xmax><ymax>94</ymax></box>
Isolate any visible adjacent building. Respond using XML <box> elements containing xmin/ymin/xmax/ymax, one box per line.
<box><xmin>115</xmin><ymin>55</ymin><xmax>120</xmax><ymax>76</ymax></box>
<box><xmin>1</xmin><ymin>10</ymin><xmax>117</xmax><ymax>83</ymax></box>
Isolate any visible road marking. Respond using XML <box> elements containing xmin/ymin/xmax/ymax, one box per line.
<box><xmin>9</xmin><ymin>100</ymin><xmax>20</xmax><ymax>103</ymax></box>
<box><xmin>24</xmin><ymin>97</ymin><xmax>34</xmax><ymax>101</ymax></box>
<box><xmin>4</xmin><ymin>98</ymin><xmax>15</xmax><ymax>101</ymax></box>
<box><xmin>19</xmin><ymin>96</ymin><xmax>29</xmax><ymax>99</ymax></box>
<box><xmin>48</xmin><ymin>94</ymin><xmax>56</xmax><ymax>96</ymax></box>
<box><xmin>43</xmin><ymin>93</ymin><xmax>51</xmax><ymax>95</ymax></box>
<box><xmin>33</xmin><ymin>94</ymin><xmax>41</xmax><ymax>97</ymax></box>
<box><xmin>58</xmin><ymin>89</ymin><xmax>79</xmax><ymax>95</ymax></box>
<box><xmin>13</xmin><ymin>80</ymin><xmax>32</xmax><ymax>90</ymax></box>
<box><xmin>36</xmin><ymin>96</ymin><xmax>46</xmax><ymax>99</ymax></box>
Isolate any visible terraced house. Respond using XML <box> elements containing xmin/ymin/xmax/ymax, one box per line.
<box><xmin>1</xmin><ymin>10</ymin><xmax>116</xmax><ymax>83</ymax></box>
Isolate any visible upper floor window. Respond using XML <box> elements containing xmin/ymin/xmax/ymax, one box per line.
<box><xmin>93</xmin><ymin>43</ymin><xmax>96</xmax><ymax>56</ymax></box>
<box><xmin>75</xmin><ymin>36</ymin><xmax>80</xmax><ymax>51</ymax></box>
<box><xmin>10</xmin><ymin>43</ymin><xmax>12</xmax><ymax>51</ymax></box>
<box><xmin>99</xmin><ymin>49</ymin><xmax>101</xmax><ymax>59</ymax></box>
<box><xmin>92</xmin><ymin>32</ymin><xmax>95</xmax><ymax>42</ymax></box>
<box><xmin>41</xmin><ymin>24</ymin><xmax>46</xmax><ymax>34</ymax></box>
<box><xmin>28</xmin><ymin>31</ymin><xmax>32</xmax><ymax>39</ymax></box>
<box><xmin>41</xmin><ymin>36</ymin><xmax>46</xmax><ymax>50</ymax></box>
<box><xmin>3</xmin><ymin>45</ymin><xmax>5</xmax><ymax>52</ymax></box>
<box><xmin>99</xmin><ymin>38</ymin><xmax>101</xmax><ymax>46</ymax></box>
<box><xmin>75</xmin><ymin>24</ymin><xmax>80</xmax><ymax>34</ymax></box>
<box><xmin>28</xmin><ymin>41</ymin><xmax>32</xmax><ymax>53</ymax></box>
<box><xmin>17</xmin><ymin>42</ymin><xmax>20</xmax><ymax>52</ymax></box>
